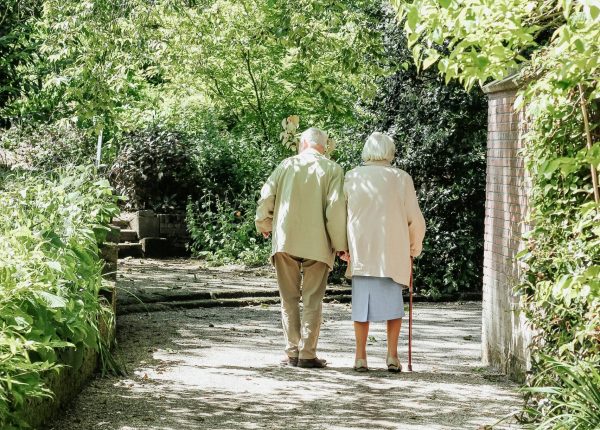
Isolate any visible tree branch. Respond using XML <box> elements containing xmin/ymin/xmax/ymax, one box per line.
<box><xmin>578</xmin><ymin>83</ymin><xmax>600</xmax><ymax>205</ymax></box>
<box><xmin>244</xmin><ymin>49</ymin><xmax>270</xmax><ymax>145</ymax></box>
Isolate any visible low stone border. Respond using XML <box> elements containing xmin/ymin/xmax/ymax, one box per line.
<box><xmin>14</xmin><ymin>251</ymin><xmax>118</xmax><ymax>428</ymax></box>
<box><xmin>17</xmin><ymin>345</ymin><xmax>100</xmax><ymax>427</ymax></box>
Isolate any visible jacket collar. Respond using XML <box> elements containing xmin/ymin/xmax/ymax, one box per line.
<box><xmin>364</xmin><ymin>160</ymin><xmax>392</xmax><ymax>166</ymax></box>
<box><xmin>300</xmin><ymin>148</ymin><xmax>324</xmax><ymax>156</ymax></box>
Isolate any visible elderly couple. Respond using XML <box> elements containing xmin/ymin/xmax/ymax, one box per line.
<box><xmin>255</xmin><ymin>127</ymin><xmax>425</xmax><ymax>372</ymax></box>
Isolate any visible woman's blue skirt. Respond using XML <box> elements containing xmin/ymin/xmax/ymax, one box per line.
<box><xmin>351</xmin><ymin>276</ymin><xmax>406</xmax><ymax>322</ymax></box>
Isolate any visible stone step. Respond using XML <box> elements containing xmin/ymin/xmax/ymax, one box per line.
<box><xmin>118</xmin><ymin>242</ymin><xmax>144</xmax><ymax>258</ymax></box>
<box><xmin>114</xmin><ymin>287</ymin><xmax>483</xmax><ymax>315</ymax></box>
<box><xmin>117</xmin><ymin>286</ymin><xmax>353</xmax><ymax>307</ymax></box>
<box><xmin>119</xmin><ymin>229</ymin><xmax>139</xmax><ymax>243</ymax></box>
<box><xmin>117</xmin><ymin>294</ymin><xmax>353</xmax><ymax>315</ymax></box>
<box><xmin>99</xmin><ymin>243</ymin><xmax>118</xmax><ymax>281</ymax></box>
<box><xmin>105</xmin><ymin>225</ymin><xmax>121</xmax><ymax>243</ymax></box>
<box><xmin>111</xmin><ymin>219</ymin><xmax>130</xmax><ymax>229</ymax></box>
<box><xmin>140</xmin><ymin>237</ymin><xmax>169</xmax><ymax>258</ymax></box>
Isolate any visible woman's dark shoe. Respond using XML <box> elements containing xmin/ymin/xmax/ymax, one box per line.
<box><xmin>386</xmin><ymin>355</ymin><xmax>402</xmax><ymax>373</ymax></box>
<box><xmin>353</xmin><ymin>358</ymin><xmax>368</xmax><ymax>372</ymax></box>
<box><xmin>298</xmin><ymin>358</ymin><xmax>327</xmax><ymax>368</ymax></box>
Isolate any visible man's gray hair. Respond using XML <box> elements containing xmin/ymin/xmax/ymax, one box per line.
<box><xmin>362</xmin><ymin>132</ymin><xmax>395</xmax><ymax>162</ymax></box>
<box><xmin>300</xmin><ymin>127</ymin><xmax>328</xmax><ymax>150</ymax></box>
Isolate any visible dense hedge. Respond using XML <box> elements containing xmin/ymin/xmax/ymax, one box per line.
<box><xmin>359</xmin><ymin>9</ymin><xmax>487</xmax><ymax>296</ymax></box>
<box><xmin>517</xmin><ymin>78</ymin><xmax>600</xmax><ymax>427</ymax></box>
<box><xmin>0</xmin><ymin>167</ymin><xmax>119</xmax><ymax>428</ymax></box>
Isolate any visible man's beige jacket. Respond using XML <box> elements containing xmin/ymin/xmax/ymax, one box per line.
<box><xmin>344</xmin><ymin>161</ymin><xmax>426</xmax><ymax>286</ymax></box>
<box><xmin>255</xmin><ymin>149</ymin><xmax>348</xmax><ymax>268</ymax></box>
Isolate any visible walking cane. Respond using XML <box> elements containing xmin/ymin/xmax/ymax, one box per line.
<box><xmin>408</xmin><ymin>257</ymin><xmax>414</xmax><ymax>372</ymax></box>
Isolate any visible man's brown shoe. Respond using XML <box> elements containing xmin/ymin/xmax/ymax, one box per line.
<box><xmin>298</xmin><ymin>358</ymin><xmax>327</xmax><ymax>368</ymax></box>
<box><xmin>281</xmin><ymin>356</ymin><xmax>298</xmax><ymax>367</ymax></box>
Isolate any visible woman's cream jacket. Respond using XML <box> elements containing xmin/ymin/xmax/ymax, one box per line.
<box><xmin>344</xmin><ymin>161</ymin><xmax>426</xmax><ymax>286</ymax></box>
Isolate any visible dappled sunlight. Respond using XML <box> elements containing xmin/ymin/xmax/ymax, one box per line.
<box><xmin>51</xmin><ymin>302</ymin><xmax>522</xmax><ymax>429</ymax></box>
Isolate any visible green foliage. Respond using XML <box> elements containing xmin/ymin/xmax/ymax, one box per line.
<box><xmin>3</xmin><ymin>0</ymin><xmax>389</xmax><ymax>145</ymax></box>
<box><xmin>0</xmin><ymin>121</ymin><xmax>91</xmax><ymax>168</ymax></box>
<box><xmin>192</xmin><ymin>130</ymin><xmax>275</xmax><ymax>201</ymax></box>
<box><xmin>108</xmin><ymin>128</ymin><xmax>201</xmax><ymax>211</ymax></box>
<box><xmin>0</xmin><ymin>0</ymin><xmax>41</xmax><ymax>125</ymax></box>
<box><xmin>391</xmin><ymin>0</ymin><xmax>563</xmax><ymax>89</ymax></box>
<box><xmin>523</xmin><ymin>358</ymin><xmax>600</xmax><ymax>430</ymax></box>
<box><xmin>186</xmin><ymin>193</ymin><xmax>270</xmax><ymax>266</ymax></box>
<box><xmin>156</xmin><ymin>0</ymin><xmax>388</xmax><ymax>143</ymax></box>
<box><xmin>517</xmin><ymin>79</ymin><xmax>600</xmax><ymax>426</ymax></box>
<box><xmin>4</xmin><ymin>0</ymin><xmax>153</xmax><ymax>132</ymax></box>
<box><xmin>185</xmin><ymin>129</ymin><xmax>274</xmax><ymax>265</ymax></box>
<box><xmin>0</xmin><ymin>167</ymin><xmax>119</xmax><ymax>428</ymax></box>
<box><xmin>391</xmin><ymin>0</ymin><xmax>600</xmax><ymax>425</ymax></box>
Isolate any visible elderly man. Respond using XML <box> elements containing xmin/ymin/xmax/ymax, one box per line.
<box><xmin>255</xmin><ymin>127</ymin><xmax>347</xmax><ymax>368</ymax></box>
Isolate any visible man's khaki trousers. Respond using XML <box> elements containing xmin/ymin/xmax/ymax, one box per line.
<box><xmin>273</xmin><ymin>252</ymin><xmax>329</xmax><ymax>360</ymax></box>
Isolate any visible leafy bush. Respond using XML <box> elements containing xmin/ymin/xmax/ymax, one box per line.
<box><xmin>185</xmin><ymin>129</ymin><xmax>275</xmax><ymax>265</ymax></box>
<box><xmin>0</xmin><ymin>166</ymin><xmax>119</xmax><ymax>428</ymax></box>
<box><xmin>186</xmin><ymin>191</ymin><xmax>270</xmax><ymax>266</ymax></box>
<box><xmin>0</xmin><ymin>121</ymin><xmax>93</xmax><ymax>169</ymax></box>
<box><xmin>108</xmin><ymin>128</ymin><xmax>201</xmax><ymax>211</ymax></box>
<box><xmin>193</xmin><ymin>130</ymin><xmax>274</xmax><ymax>200</ymax></box>
<box><xmin>0</xmin><ymin>0</ymin><xmax>40</xmax><ymax>126</ymax></box>
<box><xmin>517</xmin><ymin>81</ymin><xmax>600</xmax><ymax>426</ymax></box>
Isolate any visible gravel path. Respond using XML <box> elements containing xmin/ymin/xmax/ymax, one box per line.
<box><xmin>48</xmin><ymin>299</ymin><xmax>522</xmax><ymax>429</ymax></box>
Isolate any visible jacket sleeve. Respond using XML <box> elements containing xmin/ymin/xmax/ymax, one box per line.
<box><xmin>325</xmin><ymin>165</ymin><xmax>348</xmax><ymax>252</ymax></box>
<box><xmin>404</xmin><ymin>174</ymin><xmax>426</xmax><ymax>257</ymax></box>
<box><xmin>255</xmin><ymin>166</ymin><xmax>280</xmax><ymax>233</ymax></box>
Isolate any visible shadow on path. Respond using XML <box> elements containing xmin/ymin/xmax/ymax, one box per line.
<box><xmin>49</xmin><ymin>300</ymin><xmax>522</xmax><ymax>430</ymax></box>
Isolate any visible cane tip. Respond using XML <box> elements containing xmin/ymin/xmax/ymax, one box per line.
<box><xmin>408</xmin><ymin>365</ymin><xmax>413</xmax><ymax>372</ymax></box>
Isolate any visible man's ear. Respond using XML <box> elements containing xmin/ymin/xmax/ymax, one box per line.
<box><xmin>299</xmin><ymin>139</ymin><xmax>307</xmax><ymax>152</ymax></box>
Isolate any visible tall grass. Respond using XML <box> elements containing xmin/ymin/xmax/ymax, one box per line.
<box><xmin>523</xmin><ymin>357</ymin><xmax>600</xmax><ymax>430</ymax></box>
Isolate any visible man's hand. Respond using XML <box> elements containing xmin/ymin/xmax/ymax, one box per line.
<box><xmin>262</xmin><ymin>232</ymin><xmax>271</xmax><ymax>239</ymax></box>
<box><xmin>337</xmin><ymin>251</ymin><xmax>350</xmax><ymax>262</ymax></box>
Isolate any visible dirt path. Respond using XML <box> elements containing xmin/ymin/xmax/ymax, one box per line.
<box><xmin>48</xmin><ymin>260</ymin><xmax>522</xmax><ymax>430</ymax></box>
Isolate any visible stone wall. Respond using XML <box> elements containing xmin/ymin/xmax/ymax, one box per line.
<box><xmin>157</xmin><ymin>212</ymin><xmax>189</xmax><ymax>252</ymax></box>
<box><xmin>481</xmin><ymin>76</ymin><xmax>532</xmax><ymax>381</ymax></box>
<box><xmin>125</xmin><ymin>210</ymin><xmax>189</xmax><ymax>257</ymax></box>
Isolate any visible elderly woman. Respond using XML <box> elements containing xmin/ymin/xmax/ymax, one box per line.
<box><xmin>343</xmin><ymin>132</ymin><xmax>426</xmax><ymax>372</ymax></box>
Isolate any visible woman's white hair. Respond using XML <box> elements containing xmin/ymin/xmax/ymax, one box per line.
<box><xmin>362</xmin><ymin>132</ymin><xmax>395</xmax><ymax>162</ymax></box>
<box><xmin>300</xmin><ymin>127</ymin><xmax>328</xmax><ymax>150</ymax></box>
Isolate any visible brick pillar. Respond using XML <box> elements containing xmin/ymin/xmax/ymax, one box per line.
<box><xmin>481</xmin><ymin>76</ymin><xmax>531</xmax><ymax>381</ymax></box>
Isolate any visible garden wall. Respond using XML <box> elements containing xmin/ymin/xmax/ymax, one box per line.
<box><xmin>481</xmin><ymin>75</ymin><xmax>532</xmax><ymax>381</ymax></box>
